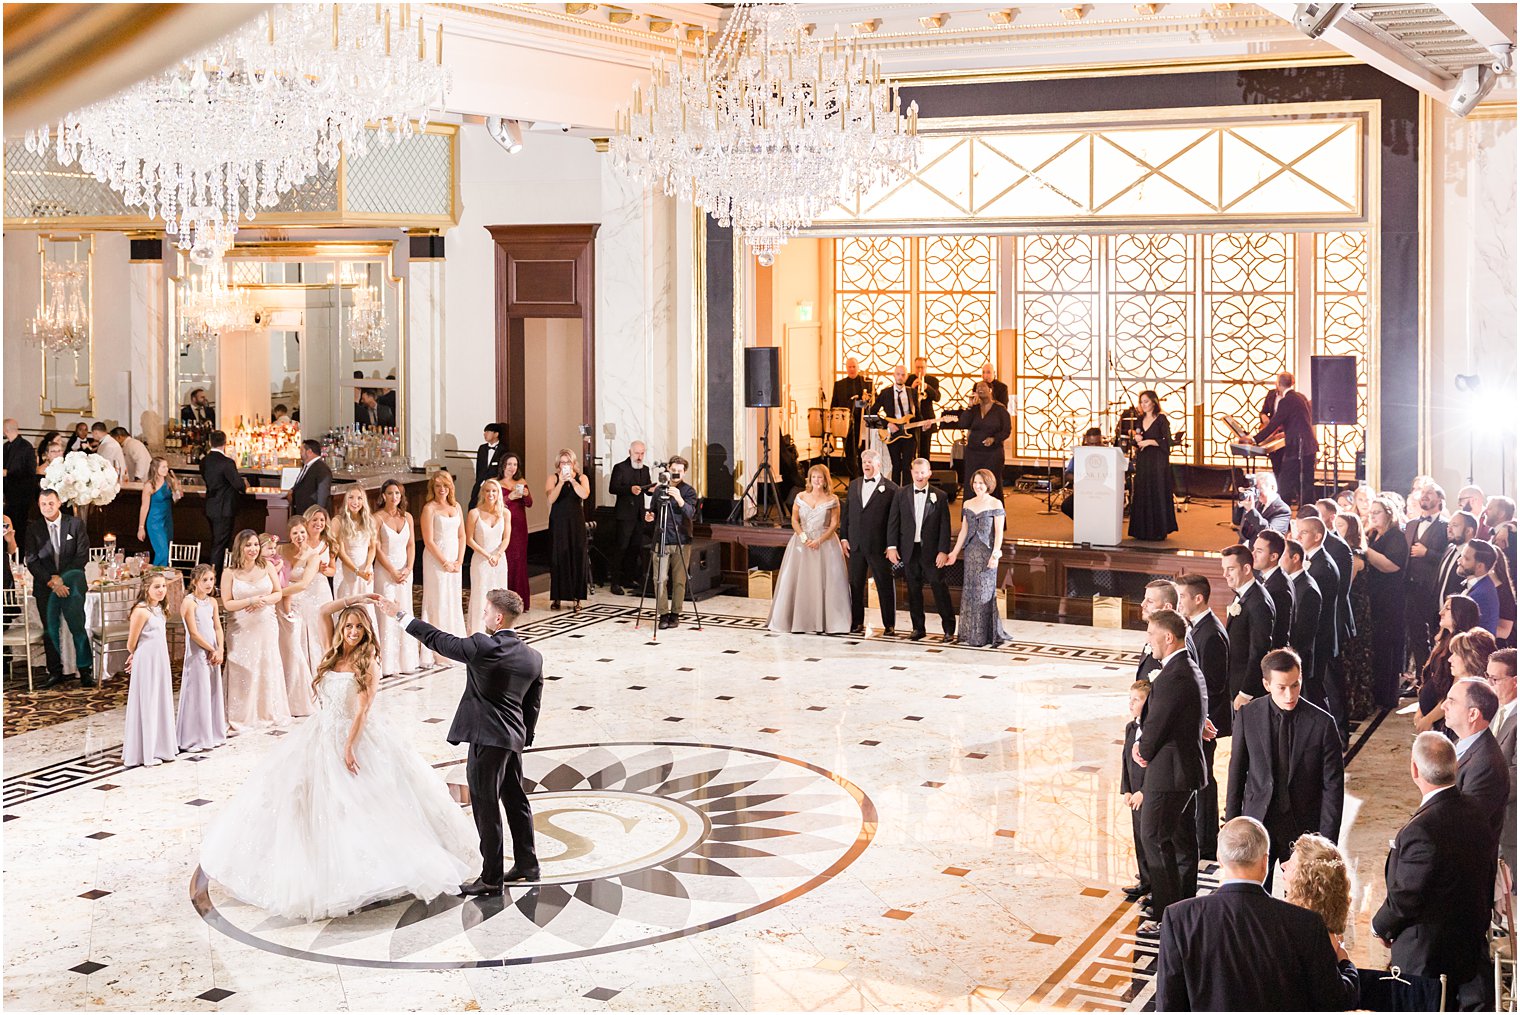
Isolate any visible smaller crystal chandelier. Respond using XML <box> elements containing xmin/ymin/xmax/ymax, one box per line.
<box><xmin>343</xmin><ymin>265</ymin><xmax>388</xmax><ymax>358</ymax></box>
<box><xmin>27</xmin><ymin>258</ymin><xmax>89</xmax><ymax>354</ymax></box>
<box><xmin>180</xmin><ymin>257</ymin><xmax>258</xmax><ymax>349</ymax></box>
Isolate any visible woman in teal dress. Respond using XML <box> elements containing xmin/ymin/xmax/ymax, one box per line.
<box><xmin>137</xmin><ymin>457</ymin><xmax>181</xmax><ymax>565</ymax></box>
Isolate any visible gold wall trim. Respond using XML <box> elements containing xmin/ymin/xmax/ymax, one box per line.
<box><xmin>1417</xmin><ymin>94</ymin><xmax>1433</xmax><ymax>477</ymax></box>
<box><xmin>892</xmin><ymin>50</ymin><xmax>1359</xmax><ymax>86</ymax></box>
<box><xmin>691</xmin><ymin>206</ymin><xmax>708</xmax><ymax>495</ymax></box>
<box><xmin>1467</xmin><ymin>100</ymin><xmax>1518</xmax><ymax>121</ymax></box>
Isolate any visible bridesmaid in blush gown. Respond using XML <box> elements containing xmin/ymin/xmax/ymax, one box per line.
<box><xmin>269</xmin><ymin>531</ymin><xmax>320</xmax><ymax>716</ymax></box>
<box><xmin>176</xmin><ymin>564</ymin><xmax>226</xmax><ymax>751</ymax></box>
<box><xmin>372</xmin><ymin>479</ymin><xmax>420</xmax><ymax>677</ymax></box>
<box><xmin>122</xmin><ymin>572</ymin><xmax>178</xmax><ymax>767</ymax></box>
<box><xmin>332</xmin><ymin>488</ymin><xmax>377</xmax><ymax>625</ymax></box>
<box><xmin>500</xmin><ymin>453</ymin><xmax>533</xmax><ymax>608</ymax></box>
<box><xmin>281</xmin><ymin>518</ymin><xmax>334</xmax><ymax>675</ymax></box>
<box><xmin>947</xmin><ymin>468</ymin><xmax>1009</xmax><ymax>648</ymax></box>
<box><xmin>419</xmin><ymin>471</ymin><xmax>466</xmax><ymax>666</ymax></box>
<box><xmin>301</xmin><ymin>505</ymin><xmax>339</xmax><ymax>596</ymax></box>
<box><xmin>768</xmin><ymin>465</ymin><xmax>851</xmax><ymax>634</ymax></box>
<box><xmin>467</xmin><ymin>479</ymin><xmax>512</xmax><ymax>634</ymax></box>
<box><xmin>221</xmin><ymin>530</ymin><xmax>293</xmax><ymax>732</ymax></box>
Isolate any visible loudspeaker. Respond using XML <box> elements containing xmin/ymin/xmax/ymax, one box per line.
<box><xmin>1311</xmin><ymin>355</ymin><xmax>1358</xmax><ymax>425</ymax></box>
<box><xmin>744</xmin><ymin>347</ymin><xmax>780</xmax><ymax>408</ymax></box>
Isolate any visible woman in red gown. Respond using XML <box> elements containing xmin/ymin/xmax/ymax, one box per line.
<box><xmin>500</xmin><ymin>453</ymin><xmax>533</xmax><ymax>610</ymax></box>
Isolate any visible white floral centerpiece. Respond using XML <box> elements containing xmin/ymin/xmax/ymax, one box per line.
<box><xmin>42</xmin><ymin>450</ymin><xmax>120</xmax><ymax>507</ymax></box>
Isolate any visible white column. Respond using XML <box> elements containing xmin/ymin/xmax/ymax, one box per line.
<box><xmin>128</xmin><ymin>257</ymin><xmax>167</xmax><ymax>444</ymax></box>
<box><xmin>407</xmin><ymin>257</ymin><xmax>444</xmax><ymax>466</ymax></box>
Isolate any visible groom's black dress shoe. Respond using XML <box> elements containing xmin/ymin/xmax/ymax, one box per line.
<box><xmin>459</xmin><ymin>878</ymin><xmax>503</xmax><ymax>897</ymax></box>
<box><xmin>502</xmin><ymin>864</ymin><xmax>541</xmax><ymax>883</ymax></box>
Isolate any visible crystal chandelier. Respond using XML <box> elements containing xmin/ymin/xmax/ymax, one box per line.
<box><xmin>25</xmin><ymin>4</ymin><xmax>449</xmax><ymax>263</ymax></box>
<box><xmin>27</xmin><ymin>258</ymin><xmax>90</xmax><ymax>354</ymax></box>
<box><xmin>344</xmin><ymin>264</ymin><xmax>389</xmax><ymax>359</ymax></box>
<box><xmin>609</xmin><ymin>3</ymin><xmax>919</xmax><ymax>265</ymax></box>
<box><xmin>180</xmin><ymin>257</ymin><xmax>258</xmax><ymax>350</ymax></box>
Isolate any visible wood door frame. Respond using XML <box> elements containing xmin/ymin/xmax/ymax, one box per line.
<box><xmin>487</xmin><ymin>223</ymin><xmax>600</xmax><ymax>499</ymax></box>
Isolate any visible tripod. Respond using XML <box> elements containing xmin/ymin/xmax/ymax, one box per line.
<box><xmin>636</xmin><ymin>485</ymin><xmax>704</xmax><ymax>641</ymax></box>
<box><xmin>727</xmin><ymin>405</ymin><xmax>785</xmax><ymax>525</ymax></box>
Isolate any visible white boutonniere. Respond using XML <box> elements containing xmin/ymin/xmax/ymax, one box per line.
<box><xmin>928</xmin><ymin>493</ymin><xmax>937</xmax><ymax>505</ymax></box>
<box><xmin>1226</xmin><ymin>602</ymin><xmax>1241</xmax><ymax>618</ymax></box>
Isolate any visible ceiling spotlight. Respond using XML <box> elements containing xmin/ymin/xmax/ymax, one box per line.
<box><xmin>1290</xmin><ymin>3</ymin><xmax>1348</xmax><ymax>39</ymax></box>
<box><xmin>1455</xmin><ymin>373</ymin><xmax>1482</xmax><ymax>393</ymax></box>
<box><xmin>486</xmin><ymin>116</ymin><xmax>524</xmax><ymax>154</ymax></box>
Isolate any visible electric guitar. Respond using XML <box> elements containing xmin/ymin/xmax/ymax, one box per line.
<box><xmin>867</xmin><ymin>413</ymin><xmax>950</xmax><ymax>445</ymax></box>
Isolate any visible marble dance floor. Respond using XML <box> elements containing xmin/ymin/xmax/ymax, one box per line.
<box><xmin>3</xmin><ymin>591</ymin><xmax>1422</xmax><ymax>1012</ymax></box>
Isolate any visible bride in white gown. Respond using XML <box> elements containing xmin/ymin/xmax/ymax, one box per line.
<box><xmin>199</xmin><ymin>595</ymin><xmax>478</xmax><ymax>922</ymax></box>
<box><xmin>767</xmin><ymin>464</ymin><xmax>852</xmax><ymax>634</ymax></box>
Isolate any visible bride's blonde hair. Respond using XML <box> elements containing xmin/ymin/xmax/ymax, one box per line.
<box><xmin>314</xmin><ymin>605</ymin><xmax>379</xmax><ymax>697</ymax></box>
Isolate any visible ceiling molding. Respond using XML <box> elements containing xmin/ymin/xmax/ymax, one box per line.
<box><xmin>892</xmin><ymin>48</ymin><xmax>1357</xmax><ymax>85</ymax></box>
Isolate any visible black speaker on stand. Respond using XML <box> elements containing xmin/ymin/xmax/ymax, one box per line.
<box><xmin>728</xmin><ymin>347</ymin><xmax>785</xmax><ymax>525</ymax></box>
<box><xmin>1311</xmin><ymin>354</ymin><xmax>1358</xmax><ymax>501</ymax></box>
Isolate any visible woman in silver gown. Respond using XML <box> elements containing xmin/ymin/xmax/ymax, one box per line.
<box><xmin>768</xmin><ymin>465</ymin><xmax>851</xmax><ymax>634</ymax></box>
<box><xmin>946</xmin><ymin>468</ymin><xmax>1008</xmax><ymax>648</ymax></box>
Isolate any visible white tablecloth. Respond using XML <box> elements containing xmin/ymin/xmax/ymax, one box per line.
<box><xmin>25</xmin><ymin>571</ymin><xmax>185</xmax><ymax>679</ymax></box>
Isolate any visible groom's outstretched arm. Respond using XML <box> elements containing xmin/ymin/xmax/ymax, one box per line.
<box><xmin>403</xmin><ymin>617</ymin><xmax>478</xmax><ymax>666</ymax></box>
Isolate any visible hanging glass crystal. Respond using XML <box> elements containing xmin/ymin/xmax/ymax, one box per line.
<box><xmin>25</xmin><ymin>3</ymin><xmax>450</xmax><ymax>262</ymax></box>
<box><xmin>344</xmin><ymin>264</ymin><xmax>389</xmax><ymax>359</ymax></box>
<box><xmin>609</xmin><ymin>3</ymin><xmax>919</xmax><ymax>264</ymax></box>
<box><xmin>27</xmin><ymin>256</ymin><xmax>90</xmax><ymax>354</ymax></box>
<box><xmin>180</xmin><ymin>256</ymin><xmax>257</xmax><ymax>349</ymax></box>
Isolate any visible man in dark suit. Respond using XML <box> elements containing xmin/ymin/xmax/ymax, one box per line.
<box><xmin>886</xmin><ymin>458</ymin><xmax>954</xmax><ymax>642</ymax></box>
<box><xmin>838</xmin><ymin>449</ymin><xmax>897</xmax><ymax>636</ymax></box>
<box><xmin>1221</xmin><ymin>544</ymin><xmax>1275</xmax><ymax>712</ymax></box>
<box><xmin>1253</xmin><ymin>370</ymin><xmax>1317</xmax><ymax>507</ymax></box>
<box><xmin>1315</xmin><ymin>499</ymin><xmax>1358</xmax><ymax>739</ymax></box>
<box><xmin>200</xmin><ymin>430</ymin><xmax>247</xmax><ymax>582</ymax></box>
<box><xmin>355</xmin><ymin>389</ymin><xmax>394</xmax><ymax>428</ymax></box>
<box><xmin>1435</xmin><ymin>510</ymin><xmax>1478</xmax><ymax>623</ymax></box>
<box><xmin>1295</xmin><ymin>516</ymin><xmax>1342</xmax><ymax>714</ymax></box>
<box><xmin>1174</xmin><ymin>573</ymin><xmax>1228</xmax><ymax>860</ymax></box>
<box><xmin>3</xmin><ymin>418</ymin><xmax>38</xmax><ymax>538</ymax></box>
<box><xmin>1280</xmin><ymin>539</ymin><xmax>1322</xmax><ymax>699</ymax></box>
<box><xmin>1251</xmin><ymin>529</ymin><xmax>1294</xmax><ymax>650</ymax></box>
<box><xmin>1135</xmin><ymin>579</ymin><xmax>1178</xmax><ymax>681</ymax></box>
<box><xmin>24</xmin><ymin>489</ymin><xmax>94</xmax><ymax>689</ymax></box>
<box><xmin>1404</xmin><ymin>483</ymin><xmax>1451</xmax><ymax>671</ymax></box>
<box><xmin>1133</xmin><ymin>610</ymin><xmax>1207</xmax><ymax>938</ymax></box>
<box><xmin>906</xmin><ymin>356</ymin><xmax>940</xmax><ymax>461</ymax></box>
<box><xmin>1155</xmin><ymin>816</ymin><xmax>1357</xmax><ymax>1012</ymax></box>
<box><xmin>289</xmin><ymin>439</ymin><xmax>332</xmax><ymax>516</ymax></box>
<box><xmin>608</xmin><ymin>441</ymin><xmax>652</xmax><ymax>596</ymax></box>
<box><xmin>872</xmin><ymin>365</ymin><xmax>920</xmax><ymax>484</ymax></box>
<box><xmin>180</xmin><ymin>387</ymin><xmax>215</xmax><ymax>426</ymax></box>
<box><xmin>1373</xmin><ymin>732</ymin><xmax>1496</xmax><ymax>1011</ymax></box>
<box><xmin>469</xmin><ymin>424</ymin><xmax>508</xmax><ymax>509</ymax></box>
<box><xmin>1238</xmin><ymin>473</ymin><xmax>1293</xmax><ymax>546</ymax></box>
<box><xmin>1487</xmin><ymin>649</ymin><xmax>1517</xmax><ymax>873</ymax></box>
<box><xmin>1445</xmin><ymin>677</ymin><xmax>1509</xmax><ymax>844</ymax></box>
<box><xmin>977</xmin><ymin>363</ymin><xmax>1009</xmax><ymax>407</ymax></box>
<box><xmin>830</xmin><ymin>357</ymin><xmax>871</xmax><ymax>479</ymax></box>
<box><xmin>1224</xmin><ymin>649</ymin><xmax>1345</xmax><ymax>889</ymax></box>
<box><xmin>379</xmin><ymin>587</ymin><xmax>543</xmax><ymax>894</ymax></box>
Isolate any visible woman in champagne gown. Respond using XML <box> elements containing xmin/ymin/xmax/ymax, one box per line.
<box><xmin>200</xmin><ymin>596</ymin><xmax>477</xmax><ymax>923</ymax></box>
<box><xmin>271</xmin><ymin>529</ymin><xmax>321</xmax><ymax>716</ymax></box>
<box><xmin>123</xmin><ymin>573</ymin><xmax>178</xmax><ymax>767</ymax></box>
<box><xmin>177</xmin><ymin>564</ymin><xmax>226</xmax><ymax>752</ymax></box>
<box><xmin>500</xmin><ymin>454</ymin><xmax>534</xmax><ymax>608</ymax></box>
<box><xmin>373</xmin><ymin>479</ymin><xmax>420</xmax><ymax>677</ymax></box>
<box><xmin>947</xmin><ymin>469</ymin><xmax>1009</xmax><ymax>648</ymax></box>
<box><xmin>221</xmin><ymin>530</ymin><xmax>293</xmax><ymax>733</ymax></box>
<box><xmin>333</xmin><ymin>488</ymin><xmax>377</xmax><ymax>629</ymax></box>
<box><xmin>286</xmin><ymin>516</ymin><xmax>335</xmax><ymax>670</ymax></box>
<box><xmin>769</xmin><ymin>465</ymin><xmax>851</xmax><ymax>634</ymax></box>
<box><xmin>467</xmin><ymin>479</ymin><xmax>512</xmax><ymax>634</ymax></box>
<box><xmin>419</xmin><ymin>471</ymin><xmax>466</xmax><ymax>667</ymax></box>
<box><xmin>301</xmin><ymin>505</ymin><xmax>339</xmax><ymax>597</ymax></box>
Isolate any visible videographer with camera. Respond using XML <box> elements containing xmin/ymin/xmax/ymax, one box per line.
<box><xmin>645</xmin><ymin>456</ymin><xmax>698</xmax><ymax>630</ymax></box>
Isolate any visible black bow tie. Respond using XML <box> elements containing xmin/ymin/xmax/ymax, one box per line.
<box><xmin>915</xmin><ymin>489</ymin><xmax>928</xmax><ymax>495</ymax></box>
<box><xmin>863</xmin><ymin>479</ymin><xmax>876</xmax><ymax>485</ymax></box>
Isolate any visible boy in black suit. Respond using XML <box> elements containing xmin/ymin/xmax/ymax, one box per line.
<box><xmin>885</xmin><ymin>458</ymin><xmax>954</xmax><ymax>641</ymax></box>
<box><xmin>1121</xmin><ymin>679</ymin><xmax>1152</xmax><ymax>903</ymax></box>
<box><xmin>838</xmin><ymin>449</ymin><xmax>898</xmax><ymax>635</ymax></box>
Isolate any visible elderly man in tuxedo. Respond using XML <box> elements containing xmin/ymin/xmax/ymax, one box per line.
<box><xmin>1373</xmin><ymin>732</ymin><xmax>1496</xmax><ymax>1011</ymax></box>
<box><xmin>1155</xmin><ymin>816</ymin><xmax>1357</xmax><ymax>1012</ymax></box>
<box><xmin>839</xmin><ymin>449</ymin><xmax>898</xmax><ymax>636</ymax></box>
<box><xmin>886</xmin><ymin>458</ymin><xmax>954</xmax><ymax>642</ymax></box>
<box><xmin>1253</xmin><ymin>370</ymin><xmax>1317</xmax><ymax>507</ymax></box>
<box><xmin>24</xmin><ymin>489</ymin><xmax>94</xmax><ymax>688</ymax></box>
<box><xmin>1173</xmin><ymin>573</ymin><xmax>1228</xmax><ymax>861</ymax></box>
<box><xmin>1487</xmin><ymin>648</ymin><xmax>1517</xmax><ymax>874</ymax></box>
<box><xmin>1221</xmin><ymin>544</ymin><xmax>1275</xmax><ymax>712</ymax></box>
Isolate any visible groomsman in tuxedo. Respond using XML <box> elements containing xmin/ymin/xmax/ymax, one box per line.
<box><xmin>1174</xmin><ymin>573</ymin><xmax>1229</xmax><ymax>861</ymax></box>
<box><xmin>1136</xmin><ymin>580</ymin><xmax>1178</xmax><ymax>681</ymax></box>
<box><xmin>1280</xmin><ymin>539</ymin><xmax>1322</xmax><ymax>702</ymax></box>
<box><xmin>830</xmin><ymin>358</ymin><xmax>871</xmax><ymax>479</ymax></box>
<box><xmin>608</xmin><ymin>442</ymin><xmax>653</xmax><ymax>596</ymax></box>
<box><xmin>470</xmin><ymin>424</ymin><xmax>508</xmax><ymax>509</ymax></box>
<box><xmin>200</xmin><ymin>430</ymin><xmax>247</xmax><ymax>582</ymax></box>
<box><xmin>886</xmin><ymin>458</ymin><xmax>954</xmax><ymax>642</ymax></box>
<box><xmin>906</xmin><ymin>357</ymin><xmax>940</xmax><ymax>462</ymax></box>
<box><xmin>1221</xmin><ymin>544</ymin><xmax>1275</xmax><ymax>711</ymax></box>
<box><xmin>24</xmin><ymin>489</ymin><xmax>93</xmax><ymax>688</ymax></box>
<box><xmin>1435</xmin><ymin>510</ymin><xmax>1478</xmax><ymax>619</ymax></box>
<box><xmin>1251</xmin><ymin>529</ymin><xmax>1294</xmax><ymax>650</ymax></box>
<box><xmin>873</xmin><ymin>366</ymin><xmax>919</xmax><ymax>484</ymax></box>
<box><xmin>1404</xmin><ymin>483</ymin><xmax>1450</xmax><ymax>670</ymax></box>
<box><xmin>839</xmin><ymin>449</ymin><xmax>898</xmax><ymax>636</ymax></box>
<box><xmin>1295</xmin><ymin>517</ymin><xmax>1342</xmax><ymax>714</ymax></box>
<box><xmin>289</xmin><ymin>439</ymin><xmax>333</xmax><ymax>516</ymax></box>
<box><xmin>1314</xmin><ymin>499</ymin><xmax>1357</xmax><ymax>738</ymax></box>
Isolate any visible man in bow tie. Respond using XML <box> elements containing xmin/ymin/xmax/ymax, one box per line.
<box><xmin>872</xmin><ymin>365</ymin><xmax>919</xmax><ymax>483</ymax></box>
<box><xmin>1137</xmin><ymin>580</ymin><xmax>1178</xmax><ymax>680</ymax></box>
<box><xmin>1403</xmin><ymin>482</ymin><xmax>1450</xmax><ymax>670</ymax></box>
<box><xmin>24</xmin><ymin>489</ymin><xmax>94</xmax><ymax>688</ymax></box>
<box><xmin>839</xmin><ymin>449</ymin><xmax>898</xmax><ymax>636</ymax></box>
<box><xmin>886</xmin><ymin>459</ymin><xmax>954</xmax><ymax>642</ymax></box>
<box><xmin>1221</xmin><ymin>544</ymin><xmax>1275</xmax><ymax>711</ymax></box>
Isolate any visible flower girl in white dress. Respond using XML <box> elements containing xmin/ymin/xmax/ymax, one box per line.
<box><xmin>199</xmin><ymin>595</ymin><xmax>478</xmax><ymax>922</ymax></box>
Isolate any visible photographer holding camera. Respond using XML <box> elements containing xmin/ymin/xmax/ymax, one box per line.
<box><xmin>1238</xmin><ymin>472</ymin><xmax>1292</xmax><ymax>546</ymax></box>
<box><xmin>645</xmin><ymin>456</ymin><xmax>698</xmax><ymax>630</ymax></box>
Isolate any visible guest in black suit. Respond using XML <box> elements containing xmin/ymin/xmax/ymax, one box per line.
<box><xmin>1121</xmin><ymin>680</ymin><xmax>1153</xmax><ymax>903</ymax></box>
<box><xmin>1487</xmin><ymin>649</ymin><xmax>1517</xmax><ymax>869</ymax></box>
<box><xmin>1373</xmin><ymin>732</ymin><xmax>1496</xmax><ymax>1010</ymax></box>
<box><xmin>289</xmin><ymin>439</ymin><xmax>332</xmax><ymax>517</ymax></box>
<box><xmin>379</xmin><ymin>588</ymin><xmax>543</xmax><ymax>893</ymax></box>
<box><xmin>607</xmin><ymin>441</ymin><xmax>652</xmax><ymax>596</ymax></box>
<box><xmin>1315</xmin><ymin>498</ymin><xmax>1358</xmax><ymax>736</ymax></box>
<box><xmin>1174</xmin><ymin>573</ymin><xmax>1229</xmax><ymax>860</ymax></box>
<box><xmin>838</xmin><ymin>449</ymin><xmax>897</xmax><ymax>635</ymax></box>
<box><xmin>977</xmin><ymin>363</ymin><xmax>1009</xmax><ymax>407</ymax></box>
<box><xmin>1405</xmin><ymin>483</ymin><xmax>1451</xmax><ymax>671</ymax></box>
<box><xmin>872</xmin><ymin>366</ymin><xmax>920</xmax><ymax>483</ymax></box>
<box><xmin>1435</xmin><ymin>510</ymin><xmax>1478</xmax><ymax>626</ymax></box>
<box><xmin>356</xmin><ymin>389</ymin><xmax>394</xmax><ymax>428</ymax></box>
<box><xmin>1295</xmin><ymin>517</ymin><xmax>1342</xmax><ymax>714</ymax></box>
<box><xmin>1155</xmin><ymin>816</ymin><xmax>1357</xmax><ymax>1012</ymax></box>
<box><xmin>1135</xmin><ymin>579</ymin><xmax>1178</xmax><ymax>681</ymax></box>
<box><xmin>1221</xmin><ymin>544</ymin><xmax>1275</xmax><ymax>711</ymax></box>
<box><xmin>24</xmin><ymin>489</ymin><xmax>93</xmax><ymax>688</ymax></box>
<box><xmin>1364</xmin><ymin>495</ymin><xmax>1410</xmax><ymax>709</ymax></box>
<box><xmin>3</xmin><ymin>418</ymin><xmax>38</xmax><ymax>538</ymax></box>
<box><xmin>941</xmin><ymin>382</ymin><xmax>1010</xmax><ymax>502</ymax></box>
<box><xmin>1253</xmin><ymin>370</ymin><xmax>1317</xmax><ymax>506</ymax></box>
<box><xmin>886</xmin><ymin>458</ymin><xmax>954</xmax><ymax>641</ymax></box>
<box><xmin>1133</xmin><ymin>610</ymin><xmax>1207</xmax><ymax>938</ymax></box>
<box><xmin>906</xmin><ymin>356</ymin><xmax>940</xmax><ymax>461</ymax></box>
<box><xmin>1250</xmin><ymin>529</ymin><xmax>1294</xmax><ymax>650</ymax></box>
<box><xmin>469</xmin><ymin>424</ymin><xmax>508</xmax><ymax>509</ymax></box>
<box><xmin>1238</xmin><ymin>472</ymin><xmax>1293</xmax><ymax>545</ymax></box>
<box><xmin>180</xmin><ymin>387</ymin><xmax>215</xmax><ymax>426</ymax></box>
<box><xmin>1281</xmin><ymin>539</ymin><xmax>1322</xmax><ymax>693</ymax></box>
<box><xmin>830</xmin><ymin>358</ymin><xmax>871</xmax><ymax>479</ymax></box>
<box><xmin>1224</xmin><ymin>649</ymin><xmax>1345</xmax><ymax>889</ymax></box>
<box><xmin>200</xmin><ymin>430</ymin><xmax>247</xmax><ymax>582</ymax></box>
<box><xmin>1446</xmin><ymin>677</ymin><xmax>1508</xmax><ymax>843</ymax></box>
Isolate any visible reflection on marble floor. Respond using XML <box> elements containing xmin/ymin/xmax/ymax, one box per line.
<box><xmin>3</xmin><ymin>591</ymin><xmax>1418</xmax><ymax>1012</ymax></box>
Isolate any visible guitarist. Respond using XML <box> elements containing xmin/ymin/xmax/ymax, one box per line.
<box><xmin>874</xmin><ymin>365</ymin><xmax>920</xmax><ymax>482</ymax></box>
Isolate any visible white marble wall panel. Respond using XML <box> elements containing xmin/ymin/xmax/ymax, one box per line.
<box><xmin>126</xmin><ymin>262</ymin><xmax>167</xmax><ymax>445</ymax></box>
<box><xmin>408</xmin><ymin>258</ymin><xmax>444</xmax><ymax>466</ymax></box>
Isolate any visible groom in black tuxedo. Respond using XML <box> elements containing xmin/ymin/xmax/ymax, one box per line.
<box><xmin>377</xmin><ymin>587</ymin><xmax>544</xmax><ymax>895</ymax></box>
<box><xmin>839</xmin><ymin>449</ymin><xmax>898</xmax><ymax>635</ymax></box>
<box><xmin>886</xmin><ymin>458</ymin><xmax>954</xmax><ymax>641</ymax></box>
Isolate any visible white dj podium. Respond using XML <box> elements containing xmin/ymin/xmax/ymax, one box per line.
<box><xmin>1072</xmin><ymin>446</ymin><xmax>1125</xmax><ymax>546</ymax></box>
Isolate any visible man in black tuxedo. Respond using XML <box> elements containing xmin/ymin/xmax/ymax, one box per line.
<box><xmin>1404</xmin><ymin>482</ymin><xmax>1450</xmax><ymax>670</ymax></box>
<box><xmin>1135</xmin><ymin>580</ymin><xmax>1178</xmax><ymax>681</ymax></box>
<box><xmin>356</xmin><ymin>388</ymin><xmax>394</xmax><ymax>428</ymax></box>
<box><xmin>1174</xmin><ymin>573</ymin><xmax>1228</xmax><ymax>860</ymax></box>
<box><xmin>885</xmin><ymin>458</ymin><xmax>953</xmax><ymax>642</ymax></box>
<box><xmin>1155</xmin><ymin>816</ymin><xmax>1357</xmax><ymax>1012</ymax></box>
<box><xmin>830</xmin><ymin>357</ymin><xmax>871</xmax><ymax>479</ymax></box>
<box><xmin>1295</xmin><ymin>516</ymin><xmax>1341</xmax><ymax>712</ymax></box>
<box><xmin>838</xmin><ymin>449</ymin><xmax>897</xmax><ymax>636</ymax></box>
<box><xmin>1373</xmin><ymin>732</ymin><xmax>1496</xmax><ymax>1011</ymax></box>
<box><xmin>1221</xmin><ymin>544</ymin><xmax>1275</xmax><ymax>712</ymax></box>
<box><xmin>872</xmin><ymin>365</ymin><xmax>920</xmax><ymax>483</ymax></box>
<box><xmin>1253</xmin><ymin>370</ymin><xmax>1317</xmax><ymax>507</ymax></box>
<box><xmin>977</xmin><ymin>363</ymin><xmax>1009</xmax><ymax>407</ymax></box>
<box><xmin>1446</xmin><ymin>677</ymin><xmax>1508</xmax><ymax>844</ymax></box>
<box><xmin>289</xmin><ymin>439</ymin><xmax>332</xmax><ymax>516</ymax></box>
<box><xmin>180</xmin><ymin>387</ymin><xmax>216</xmax><ymax>426</ymax></box>
<box><xmin>200</xmin><ymin>430</ymin><xmax>247</xmax><ymax>582</ymax></box>
<box><xmin>1250</xmin><ymin>529</ymin><xmax>1294</xmax><ymax>650</ymax></box>
<box><xmin>607</xmin><ymin>441</ymin><xmax>652</xmax><ymax>596</ymax></box>
<box><xmin>469</xmin><ymin>424</ymin><xmax>508</xmax><ymax>509</ymax></box>
<box><xmin>1224</xmin><ymin>649</ymin><xmax>1344</xmax><ymax>889</ymax></box>
<box><xmin>1435</xmin><ymin>510</ymin><xmax>1479</xmax><ymax>615</ymax></box>
<box><xmin>379</xmin><ymin>587</ymin><xmax>543</xmax><ymax>894</ymax></box>
<box><xmin>3</xmin><ymin>418</ymin><xmax>38</xmax><ymax>538</ymax></box>
<box><xmin>24</xmin><ymin>489</ymin><xmax>94</xmax><ymax>688</ymax></box>
<box><xmin>906</xmin><ymin>356</ymin><xmax>940</xmax><ymax>461</ymax></box>
<box><xmin>1280</xmin><ymin>539</ymin><xmax>1322</xmax><ymax>697</ymax></box>
<box><xmin>1238</xmin><ymin>472</ymin><xmax>1292</xmax><ymax>545</ymax></box>
<box><xmin>1315</xmin><ymin>499</ymin><xmax>1358</xmax><ymax>738</ymax></box>
<box><xmin>1133</xmin><ymin>610</ymin><xmax>1206</xmax><ymax>938</ymax></box>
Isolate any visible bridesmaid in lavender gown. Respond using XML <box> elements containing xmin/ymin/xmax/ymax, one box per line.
<box><xmin>123</xmin><ymin>572</ymin><xmax>178</xmax><ymax>767</ymax></box>
<box><xmin>501</xmin><ymin>454</ymin><xmax>534</xmax><ymax>609</ymax></box>
<box><xmin>177</xmin><ymin>564</ymin><xmax>227</xmax><ymax>751</ymax></box>
<box><xmin>221</xmin><ymin>530</ymin><xmax>294</xmax><ymax>733</ymax></box>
